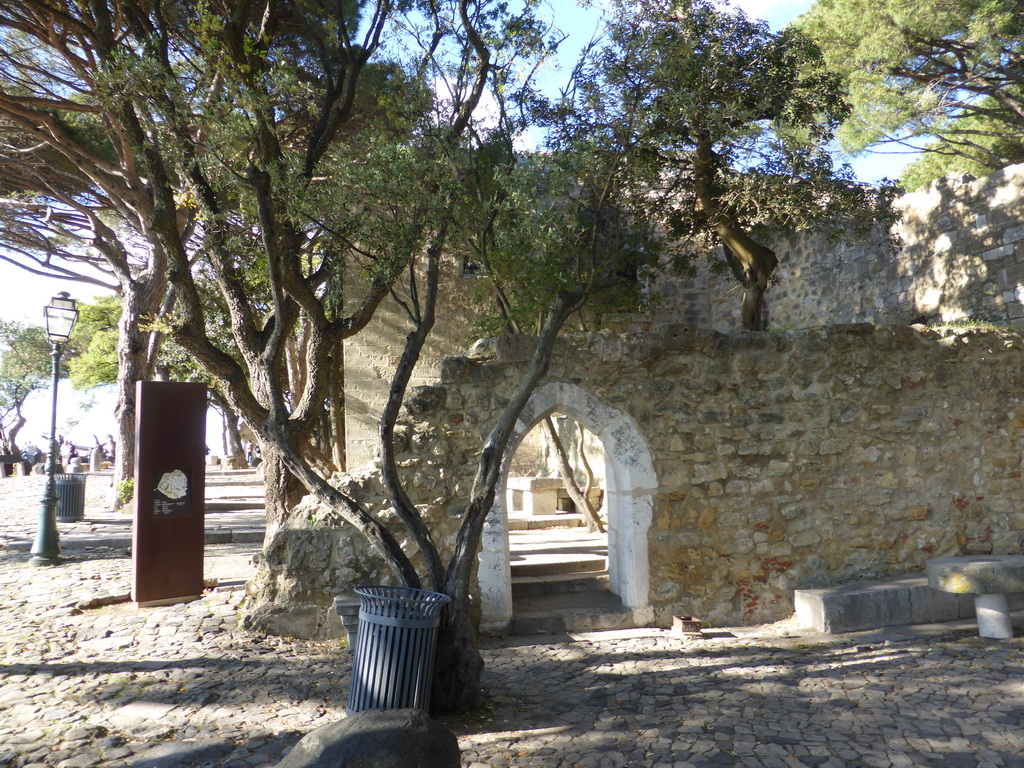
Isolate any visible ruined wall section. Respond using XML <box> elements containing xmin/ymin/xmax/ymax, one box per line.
<box><xmin>343</xmin><ymin>257</ymin><xmax>483</xmax><ymax>467</ymax></box>
<box><xmin>343</xmin><ymin>165</ymin><xmax>1024</xmax><ymax>469</ymax></box>
<box><xmin>468</xmin><ymin>325</ymin><xmax>1024</xmax><ymax>626</ymax></box>
<box><xmin>251</xmin><ymin>325</ymin><xmax>1024</xmax><ymax>637</ymax></box>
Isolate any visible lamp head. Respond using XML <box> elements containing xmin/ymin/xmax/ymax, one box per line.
<box><xmin>44</xmin><ymin>292</ymin><xmax>78</xmax><ymax>343</ymax></box>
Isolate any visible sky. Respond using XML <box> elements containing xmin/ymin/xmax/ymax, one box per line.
<box><xmin>0</xmin><ymin>0</ymin><xmax>910</xmax><ymax>447</ymax></box>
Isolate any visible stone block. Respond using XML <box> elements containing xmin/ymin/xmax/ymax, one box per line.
<box><xmin>796</xmin><ymin>580</ymin><xmax>910</xmax><ymax>634</ymax></box>
<box><xmin>794</xmin><ymin>576</ymin><xmax>969</xmax><ymax>634</ymax></box>
<box><xmin>926</xmin><ymin>555</ymin><xmax>1024</xmax><ymax>594</ymax></box>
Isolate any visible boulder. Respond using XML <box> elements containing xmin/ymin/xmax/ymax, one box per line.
<box><xmin>274</xmin><ymin>709</ymin><xmax>460</xmax><ymax>768</ymax></box>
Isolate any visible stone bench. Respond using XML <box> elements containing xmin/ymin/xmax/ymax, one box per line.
<box><xmin>794</xmin><ymin>575</ymin><xmax>974</xmax><ymax>634</ymax></box>
<box><xmin>926</xmin><ymin>555</ymin><xmax>1024</xmax><ymax>639</ymax></box>
<box><xmin>0</xmin><ymin>454</ymin><xmax>28</xmax><ymax>478</ymax></box>
<box><xmin>794</xmin><ymin>573</ymin><xmax>1024</xmax><ymax>635</ymax></box>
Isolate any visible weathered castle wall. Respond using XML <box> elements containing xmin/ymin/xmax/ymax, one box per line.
<box><xmin>249</xmin><ymin>325</ymin><xmax>1024</xmax><ymax>637</ymax></box>
<box><xmin>708</xmin><ymin>163</ymin><xmax>1024</xmax><ymax>332</ymax></box>
<box><xmin>342</xmin><ymin>256</ymin><xmax>482</xmax><ymax>467</ymax></box>
<box><xmin>342</xmin><ymin>164</ymin><xmax>1024</xmax><ymax>466</ymax></box>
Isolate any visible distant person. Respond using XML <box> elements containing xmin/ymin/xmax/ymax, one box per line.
<box><xmin>23</xmin><ymin>443</ymin><xmax>40</xmax><ymax>465</ymax></box>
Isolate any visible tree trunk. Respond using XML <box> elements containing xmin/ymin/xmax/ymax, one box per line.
<box><xmin>694</xmin><ymin>139</ymin><xmax>778</xmax><ymax>331</ymax></box>
<box><xmin>225</xmin><ymin>414</ymin><xmax>245</xmax><ymax>466</ymax></box>
<box><xmin>5</xmin><ymin>412</ymin><xmax>26</xmax><ymax>458</ymax></box>
<box><xmin>111</xmin><ymin>283</ymin><xmax>164</xmax><ymax>509</ymax></box>
<box><xmin>541</xmin><ymin>417</ymin><xmax>604</xmax><ymax>533</ymax></box>
<box><xmin>430</xmin><ymin>595</ymin><xmax>485</xmax><ymax>715</ymax></box>
<box><xmin>432</xmin><ymin>291</ymin><xmax>586</xmax><ymax>713</ymax></box>
<box><xmin>738</xmin><ymin>260</ymin><xmax>772</xmax><ymax>332</ymax></box>
<box><xmin>260</xmin><ymin>441</ymin><xmax>307</xmax><ymax>536</ymax></box>
<box><xmin>211</xmin><ymin>390</ymin><xmax>246</xmax><ymax>466</ymax></box>
<box><xmin>328</xmin><ymin>337</ymin><xmax>346</xmax><ymax>472</ymax></box>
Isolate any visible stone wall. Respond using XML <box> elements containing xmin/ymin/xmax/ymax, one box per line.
<box><xmin>342</xmin><ymin>164</ymin><xmax>1024</xmax><ymax>464</ymax></box>
<box><xmin>249</xmin><ymin>324</ymin><xmax>1024</xmax><ymax>637</ymax></box>
<box><xmin>342</xmin><ymin>256</ymin><xmax>484</xmax><ymax>467</ymax></box>
<box><xmin>708</xmin><ymin>163</ymin><xmax>1024</xmax><ymax>332</ymax></box>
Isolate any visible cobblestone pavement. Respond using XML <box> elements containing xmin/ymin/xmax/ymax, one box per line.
<box><xmin>1</xmin><ymin>476</ymin><xmax>1023</xmax><ymax>768</ymax></box>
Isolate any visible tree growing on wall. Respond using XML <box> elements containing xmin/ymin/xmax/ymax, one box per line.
<box><xmin>576</xmin><ymin>0</ymin><xmax>899</xmax><ymax>330</ymax></box>
<box><xmin>351</xmin><ymin>134</ymin><xmax>663</xmax><ymax>711</ymax></box>
<box><xmin>798</xmin><ymin>0</ymin><xmax>1024</xmax><ymax>187</ymax></box>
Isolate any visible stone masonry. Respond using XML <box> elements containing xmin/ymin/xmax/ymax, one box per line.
<box><xmin>248</xmin><ymin>323</ymin><xmax>1024</xmax><ymax>638</ymax></box>
<box><xmin>711</xmin><ymin>163</ymin><xmax>1024</xmax><ymax>332</ymax></box>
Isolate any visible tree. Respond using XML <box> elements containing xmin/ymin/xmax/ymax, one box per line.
<box><xmin>0</xmin><ymin>0</ymin><xmax>580</xmax><ymax>713</ymax></box>
<box><xmin>569</xmin><ymin>0</ymin><xmax>898</xmax><ymax>330</ymax></box>
<box><xmin>0</xmin><ymin>2</ymin><xmax>183</xmax><ymax>502</ymax></box>
<box><xmin>799</xmin><ymin>0</ymin><xmax>1024</xmax><ymax>182</ymax></box>
<box><xmin>899</xmin><ymin>110</ymin><xmax>1024</xmax><ymax>190</ymax></box>
<box><xmin>0</xmin><ymin>320</ymin><xmax>74</xmax><ymax>457</ymax></box>
<box><xmin>369</xmin><ymin>123</ymin><xmax>663</xmax><ymax>709</ymax></box>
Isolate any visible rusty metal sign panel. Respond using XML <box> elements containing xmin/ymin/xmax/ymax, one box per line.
<box><xmin>132</xmin><ymin>381</ymin><xmax>207</xmax><ymax>607</ymax></box>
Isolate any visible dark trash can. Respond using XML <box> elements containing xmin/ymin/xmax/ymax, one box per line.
<box><xmin>347</xmin><ymin>585</ymin><xmax>450</xmax><ymax>714</ymax></box>
<box><xmin>55</xmin><ymin>473</ymin><xmax>87</xmax><ymax>521</ymax></box>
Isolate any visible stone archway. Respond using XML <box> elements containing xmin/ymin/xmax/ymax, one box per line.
<box><xmin>479</xmin><ymin>382</ymin><xmax>658</xmax><ymax>632</ymax></box>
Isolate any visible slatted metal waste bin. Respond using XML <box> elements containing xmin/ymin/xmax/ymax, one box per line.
<box><xmin>347</xmin><ymin>585</ymin><xmax>450</xmax><ymax>714</ymax></box>
<box><xmin>55</xmin><ymin>473</ymin><xmax>87</xmax><ymax>521</ymax></box>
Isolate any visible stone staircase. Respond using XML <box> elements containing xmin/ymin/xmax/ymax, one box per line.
<box><xmin>509</xmin><ymin>511</ymin><xmax>635</xmax><ymax>635</ymax></box>
<box><xmin>202</xmin><ymin>469</ymin><xmax>266</xmax><ymax>544</ymax></box>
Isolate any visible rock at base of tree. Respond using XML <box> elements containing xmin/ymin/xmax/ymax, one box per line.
<box><xmin>273</xmin><ymin>708</ymin><xmax>460</xmax><ymax>768</ymax></box>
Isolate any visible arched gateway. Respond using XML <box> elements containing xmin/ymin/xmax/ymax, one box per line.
<box><xmin>478</xmin><ymin>382</ymin><xmax>658</xmax><ymax>632</ymax></box>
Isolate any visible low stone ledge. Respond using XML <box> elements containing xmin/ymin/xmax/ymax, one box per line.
<box><xmin>794</xmin><ymin>576</ymin><xmax>974</xmax><ymax>634</ymax></box>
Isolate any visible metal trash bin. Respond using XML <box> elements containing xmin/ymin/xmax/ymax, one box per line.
<box><xmin>347</xmin><ymin>585</ymin><xmax>450</xmax><ymax>714</ymax></box>
<box><xmin>55</xmin><ymin>473</ymin><xmax>87</xmax><ymax>521</ymax></box>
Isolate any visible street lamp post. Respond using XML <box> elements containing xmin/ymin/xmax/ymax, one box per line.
<box><xmin>30</xmin><ymin>292</ymin><xmax>79</xmax><ymax>567</ymax></box>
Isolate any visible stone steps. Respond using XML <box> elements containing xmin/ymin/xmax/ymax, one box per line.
<box><xmin>512</xmin><ymin>572</ymin><xmax>610</xmax><ymax>598</ymax></box>
<box><xmin>508</xmin><ymin>514</ymin><xmax>633</xmax><ymax>635</ymax></box>
<box><xmin>510</xmin><ymin>591</ymin><xmax>634</xmax><ymax>635</ymax></box>
<box><xmin>205</xmin><ymin>498</ymin><xmax>266</xmax><ymax>513</ymax></box>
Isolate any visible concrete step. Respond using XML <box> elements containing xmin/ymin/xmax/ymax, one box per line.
<box><xmin>510</xmin><ymin>553</ymin><xmax>607</xmax><ymax>578</ymax></box>
<box><xmin>204</xmin><ymin>470</ymin><xmax>263</xmax><ymax>487</ymax></box>
<box><xmin>508</xmin><ymin>513</ymin><xmax>585</xmax><ymax>531</ymax></box>
<box><xmin>512</xmin><ymin>572</ymin><xmax>610</xmax><ymax>598</ymax></box>
<box><xmin>205</xmin><ymin>499</ymin><xmax>266</xmax><ymax>513</ymax></box>
<box><xmin>509</xmin><ymin>528</ymin><xmax>606</xmax><ymax>550</ymax></box>
<box><xmin>511</xmin><ymin>590</ymin><xmax>634</xmax><ymax>635</ymax></box>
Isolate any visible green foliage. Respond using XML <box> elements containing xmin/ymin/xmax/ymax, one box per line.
<box><xmin>0</xmin><ymin>320</ymin><xmax>78</xmax><ymax>451</ymax></box>
<box><xmin>799</xmin><ymin>0</ymin><xmax>1024</xmax><ymax>181</ymax></box>
<box><xmin>116</xmin><ymin>478</ymin><xmax>135</xmax><ymax>506</ymax></box>
<box><xmin>461</xmin><ymin>140</ymin><xmax>663</xmax><ymax>338</ymax></box>
<box><xmin>68</xmin><ymin>297</ymin><xmax>121</xmax><ymax>390</ymax></box>
<box><xmin>0</xmin><ymin>321</ymin><xmax>52</xmax><ymax>420</ymax></box>
<box><xmin>548</xmin><ymin>0</ymin><xmax>899</xmax><ymax>281</ymax></box>
<box><xmin>899</xmin><ymin>107</ymin><xmax>1024</xmax><ymax>190</ymax></box>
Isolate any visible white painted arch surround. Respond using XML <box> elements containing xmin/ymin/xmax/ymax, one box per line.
<box><xmin>479</xmin><ymin>382</ymin><xmax>658</xmax><ymax>632</ymax></box>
